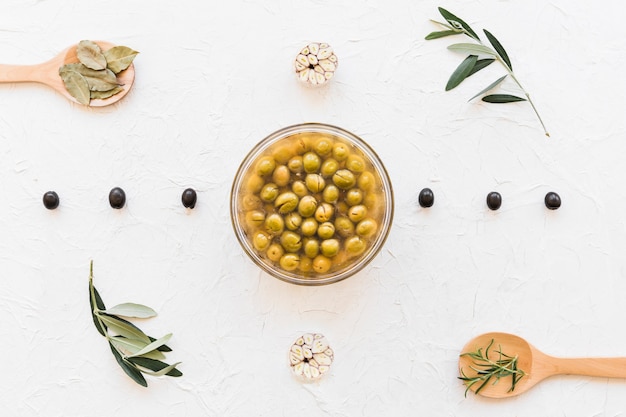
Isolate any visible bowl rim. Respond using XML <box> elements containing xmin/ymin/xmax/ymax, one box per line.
<box><xmin>230</xmin><ymin>122</ymin><xmax>394</xmax><ymax>286</ymax></box>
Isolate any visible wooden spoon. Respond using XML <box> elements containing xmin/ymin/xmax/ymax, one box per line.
<box><xmin>0</xmin><ymin>41</ymin><xmax>134</xmax><ymax>107</ymax></box>
<box><xmin>459</xmin><ymin>332</ymin><xmax>626</xmax><ymax>398</ymax></box>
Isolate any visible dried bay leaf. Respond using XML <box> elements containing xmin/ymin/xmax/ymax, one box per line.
<box><xmin>90</xmin><ymin>86</ymin><xmax>124</xmax><ymax>100</ymax></box>
<box><xmin>104</xmin><ymin>46</ymin><xmax>139</xmax><ymax>74</ymax></box>
<box><xmin>77</xmin><ymin>40</ymin><xmax>107</xmax><ymax>70</ymax></box>
<box><xmin>60</xmin><ymin>63</ymin><xmax>120</xmax><ymax>91</ymax></box>
<box><xmin>59</xmin><ymin>70</ymin><xmax>90</xmax><ymax>105</ymax></box>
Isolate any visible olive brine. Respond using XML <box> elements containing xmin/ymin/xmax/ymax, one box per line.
<box><xmin>237</xmin><ymin>131</ymin><xmax>387</xmax><ymax>277</ymax></box>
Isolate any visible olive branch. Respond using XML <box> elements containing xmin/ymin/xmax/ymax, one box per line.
<box><xmin>426</xmin><ymin>7</ymin><xmax>549</xmax><ymax>137</ymax></box>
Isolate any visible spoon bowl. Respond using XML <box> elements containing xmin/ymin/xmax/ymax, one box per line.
<box><xmin>0</xmin><ymin>41</ymin><xmax>134</xmax><ymax>106</ymax></box>
<box><xmin>459</xmin><ymin>332</ymin><xmax>626</xmax><ymax>398</ymax></box>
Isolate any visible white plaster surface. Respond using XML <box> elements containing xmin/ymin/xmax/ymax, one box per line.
<box><xmin>1</xmin><ymin>0</ymin><xmax>626</xmax><ymax>415</ymax></box>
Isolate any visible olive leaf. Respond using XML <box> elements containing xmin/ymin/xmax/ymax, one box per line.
<box><xmin>77</xmin><ymin>40</ymin><xmax>107</xmax><ymax>70</ymax></box>
<box><xmin>59</xmin><ymin>70</ymin><xmax>90</xmax><ymax>105</ymax></box>
<box><xmin>483</xmin><ymin>29</ymin><xmax>512</xmax><ymax>70</ymax></box>
<box><xmin>482</xmin><ymin>94</ymin><xmax>526</xmax><ymax>103</ymax></box>
<box><xmin>446</xmin><ymin>55</ymin><xmax>478</xmax><ymax>91</ymax></box>
<box><xmin>468</xmin><ymin>75</ymin><xmax>508</xmax><ymax>102</ymax></box>
<box><xmin>438</xmin><ymin>7</ymin><xmax>480</xmax><ymax>41</ymax></box>
<box><xmin>426</xmin><ymin>7</ymin><xmax>549</xmax><ymax>137</ymax></box>
<box><xmin>89</xmin><ymin>261</ymin><xmax>181</xmax><ymax>387</ymax></box>
<box><xmin>104</xmin><ymin>46</ymin><xmax>139</xmax><ymax>74</ymax></box>
<box><xmin>105</xmin><ymin>303</ymin><xmax>157</xmax><ymax>319</ymax></box>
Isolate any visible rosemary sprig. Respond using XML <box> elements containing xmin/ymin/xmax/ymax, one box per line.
<box><xmin>458</xmin><ymin>338</ymin><xmax>526</xmax><ymax>397</ymax></box>
<box><xmin>426</xmin><ymin>7</ymin><xmax>549</xmax><ymax>137</ymax></box>
<box><xmin>89</xmin><ymin>261</ymin><xmax>182</xmax><ymax>387</ymax></box>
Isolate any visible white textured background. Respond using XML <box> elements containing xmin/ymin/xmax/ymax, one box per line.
<box><xmin>1</xmin><ymin>0</ymin><xmax>626</xmax><ymax>415</ymax></box>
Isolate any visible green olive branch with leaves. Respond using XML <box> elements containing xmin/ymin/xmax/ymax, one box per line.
<box><xmin>426</xmin><ymin>7</ymin><xmax>549</xmax><ymax>137</ymax></box>
<box><xmin>458</xmin><ymin>338</ymin><xmax>526</xmax><ymax>397</ymax></box>
<box><xmin>89</xmin><ymin>261</ymin><xmax>182</xmax><ymax>387</ymax></box>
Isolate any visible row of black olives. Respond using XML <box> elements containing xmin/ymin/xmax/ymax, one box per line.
<box><xmin>418</xmin><ymin>188</ymin><xmax>562</xmax><ymax>210</ymax></box>
<box><xmin>42</xmin><ymin>188</ymin><xmax>198</xmax><ymax>210</ymax></box>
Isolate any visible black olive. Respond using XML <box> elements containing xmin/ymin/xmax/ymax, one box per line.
<box><xmin>181</xmin><ymin>188</ymin><xmax>197</xmax><ymax>209</ymax></box>
<box><xmin>544</xmin><ymin>191</ymin><xmax>561</xmax><ymax>210</ymax></box>
<box><xmin>418</xmin><ymin>188</ymin><xmax>434</xmax><ymax>208</ymax></box>
<box><xmin>486</xmin><ymin>191</ymin><xmax>502</xmax><ymax>210</ymax></box>
<box><xmin>109</xmin><ymin>187</ymin><xmax>126</xmax><ymax>209</ymax></box>
<box><xmin>42</xmin><ymin>191</ymin><xmax>59</xmax><ymax>210</ymax></box>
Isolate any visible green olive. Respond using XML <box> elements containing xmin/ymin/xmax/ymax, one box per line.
<box><xmin>323</xmin><ymin>185</ymin><xmax>340</xmax><ymax>204</ymax></box>
<box><xmin>255</xmin><ymin>156</ymin><xmax>276</xmax><ymax>176</ymax></box>
<box><xmin>312</xmin><ymin>255</ymin><xmax>332</xmax><ymax>273</ymax></box>
<box><xmin>334</xmin><ymin>216</ymin><xmax>355</xmax><ymax>237</ymax></box>
<box><xmin>298</xmin><ymin>195</ymin><xmax>318</xmax><ymax>217</ymax></box>
<box><xmin>292</xmin><ymin>180</ymin><xmax>308</xmax><ymax>197</ymax></box>
<box><xmin>242</xmin><ymin>194</ymin><xmax>262</xmax><ymax>210</ymax></box>
<box><xmin>348</xmin><ymin>204</ymin><xmax>368</xmax><ymax>223</ymax></box>
<box><xmin>303</xmin><ymin>238</ymin><xmax>320</xmax><ymax>258</ymax></box>
<box><xmin>284</xmin><ymin>212</ymin><xmax>302</xmax><ymax>230</ymax></box>
<box><xmin>346</xmin><ymin>154</ymin><xmax>366</xmax><ymax>173</ymax></box>
<box><xmin>314</xmin><ymin>137</ymin><xmax>333</xmax><ymax>156</ymax></box>
<box><xmin>305</xmin><ymin>174</ymin><xmax>326</xmax><ymax>193</ymax></box>
<box><xmin>356</xmin><ymin>218</ymin><xmax>378</xmax><ymax>238</ymax></box>
<box><xmin>301</xmin><ymin>218</ymin><xmax>319</xmax><ymax>237</ymax></box>
<box><xmin>332</xmin><ymin>142</ymin><xmax>350</xmax><ymax>161</ymax></box>
<box><xmin>246</xmin><ymin>174</ymin><xmax>265</xmax><ymax>194</ymax></box>
<box><xmin>274</xmin><ymin>192</ymin><xmax>299</xmax><ymax>214</ymax></box>
<box><xmin>345</xmin><ymin>236</ymin><xmax>367</xmax><ymax>256</ymax></box>
<box><xmin>302</xmin><ymin>152</ymin><xmax>321</xmax><ymax>173</ymax></box>
<box><xmin>320</xmin><ymin>239</ymin><xmax>340</xmax><ymax>257</ymax></box>
<box><xmin>332</xmin><ymin>169</ymin><xmax>356</xmax><ymax>189</ymax></box>
<box><xmin>245</xmin><ymin>210</ymin><xmax>266</xmax><ymax>228</ymax></box>
<box><xmin>252</xmin><ymin>231</ymin><xmax>271</xmax><ymax>251</ymax></box>
<box><xmin>272</xmin><ymin>165</ymin><xmax>291</xmax><ymax>187</ymax></box>
<box><xmin>260</xmin><ymin>183</ymin><xmax>279</xmax><ymax>202</ymax></box>
<box><xmin>299</xmin><ymin>256</ymin><xmax>313</xmax><ymax>272</ymax></box>
<box><xmin>272</xmin><ymin>144</ymin><xmax>294</xmax><ymax>164</ymax></box>
<box><xmin>320</xmin><ymin>158</ymin><xmax>339</xmax><ymax>177</ymax></box>
<box><xmin>292</xmin><ymin>137</ymin><xmax>310</xmax><ymax>155</ymax></box>
<box><xmin>345</xmin><ymin>188</ymin><xmax>364</xmax><ymax>206</ymax></box>
<box><xmin>314</xmin><ymin>202</ymin><xmax>334</xmax><ymax>223</ymax></box>
<box><xmin>357</xmin><ymin>171</ymin><xmax>377</xmax><ymax>191</ymax></box>
<box><xmin>265</xmin><ymin>213</ymin><xmax>285</xmax><ymax>234</ymax></box>
<box><xmin>279</xmin><ymin>253</ymin><xmax>300</xmax><ymax>271</ymax></box>
<box><xmin>267</xmin><ymin>243</ymin><xmax>284</xmax><ymax>262</ymax></box>
<box><xmin>317</xmin><ymin>221</ymin><xmax>335</xmax><ymax>239</ymax></box>
<box><xmin>287</xmin><ymin>156</ymin><xmax>304</xmax><ymax>173</ymax></box>
<box><xmin>280</xmin><ymin>231</ymin><xmax>302</xmax><ymax>252</ymax></box>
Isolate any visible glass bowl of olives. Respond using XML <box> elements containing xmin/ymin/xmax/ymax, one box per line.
<box><xmin>230</xmin><ymin>123</ymin><xmax>394</xmax><ymax>286</ymax></box>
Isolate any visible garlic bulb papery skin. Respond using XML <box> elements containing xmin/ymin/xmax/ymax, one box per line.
<box><xmin>294</xmin><ymin>43</ymin><xmax>338</xmax><ymax>87</ymax></box>
<box><xmin>288</xmin><ymin>333</ymin><xmax>334</xmax><ymax>381</ymax></box>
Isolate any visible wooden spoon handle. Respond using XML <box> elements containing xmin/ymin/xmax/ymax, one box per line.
<box><xmin>0</xmin><ymin>64</ymin><xmax>47</xmax><ymax>84</ymax></box>
<box><xmin>552</xmin><ymin>357</ymin><xmax>626</xmax><ymax>378</ymax></box>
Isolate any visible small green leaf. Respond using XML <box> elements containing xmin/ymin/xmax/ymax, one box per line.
<box><xmin>105</xmin><ymin>303</ymin><xmax>157</xmax><ymax>319</ymax></box>
<box><xmin>77</xmin><ymin>40</ymin><xmax>107</xmax><ymax>70</ymax></box>
<box><xmin>98</xmin><ymin>314</ymin><xmax>151</xmax><ymax>343</ymax></box>
<box><xmin>128</xmin><ymin>357</ymin><xmax>183</xmax><ymax>377</ymax></box>
<box><xmin>149</xmin><ymin>335</ymin><xmax>172</xmax><ymax>352</ymax></box>
<box><xmin>438</xmin><ymin>7</ymin><xmax>480</xmax><ymax>40</ymax></box>
<box><xmin>104</xmin><ymin>46</ymin><xmax>139</xmax><ymax>74</ymax></box>
<box><xmin>484</xmin><ymin>29</ymin><xmax>512</xmax><ymax>70</ymax></box>
<box><xmin>425</xmin><ymin>30</ymin><xmax>461</xmax><ymax>40</ymax></box>
<box><xmin>447</xmin><ymin>43</ymin><xmax>497</xmax><ymax>57</ymax></box>
<box><xmin>59</xmin><ymin>63</ymin><xmax>119</xmax><ymax>91</ymax></box>
<box><xmin>445</xmin><ymin>55</ymin><xmax>478</xmax><ymax>91</ymax></box>
<box><xmin>110</xmin><ymin>336</ymin><xmax>166</xmax><ymax>361</ymax></box>
<box><xmin>109</xmin><ymin>342</ymin><xmax>147</xmax><ymax>387</ymax></box>
<box><xmin>59</xmin><ymin>70</ymin><xmax>90</xmax><ymax>105</ymax></box>
<box><xmin>467</xmin><ymin>58</ymin><xmax>495</xmax><ymax>77</ymax></box>
<box><xmin>482</xmin><ymin>94</ymin><xmax>526</xmax><ymax>103</ymax></box>
<box><xmin>468</xmin><ymin>75</ymin><xmax>507</xmax><ymax>101</ymax></box>
<box><xmin>90</xmin><ymin>87</ymin><xmax>124</xmax><ymax>100</ymax></box>
<box><xmin>128</xmin><ymin>333</ymin><xmax>172</xmax><ymax>358</ymax></box>
<box><xmin>89</xmin><ymin>263</ymin><xmax>107</xmax><ymax>337</ymax></box>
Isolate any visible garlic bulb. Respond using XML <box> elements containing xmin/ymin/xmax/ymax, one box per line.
<box><xmin>294</xmin><ymin>43</ymin><xmax>338</xmax><ymax>87</ymax></box>
<box><xmin>288</xmin><ymin>333</ymin><xmax>334</xmax><ymax>380</ymax></box>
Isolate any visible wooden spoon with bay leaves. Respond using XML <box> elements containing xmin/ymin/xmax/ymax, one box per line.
<box><xmin>0</xmin><ymin>41</ymin><xmax>135</xmax><ymax>107</ymax></box>
<box><xmin>459</xmin><ymin>332</ymin><xmax>626</xmax><ymax>398</ymax></box>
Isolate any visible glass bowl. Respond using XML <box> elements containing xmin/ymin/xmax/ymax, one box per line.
<box><xmin>230</xmin><ymin>123</ymin><xmax>394</xmax><ymax>286</ymax></box>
